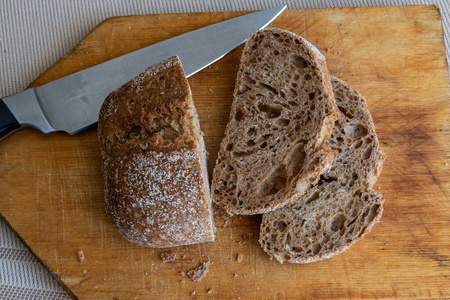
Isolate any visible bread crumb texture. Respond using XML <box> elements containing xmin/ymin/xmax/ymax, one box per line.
<box><xmin>160</xmin><ymin>251</ymin><xmax>176</xmax><ymax>262</ymax></box>
<box><xmin>259</xmin><ymin>76</ymin><xmax>385</xmax><ymax>263</ymax></box>
<box><xmin>98</xmin><ymin>55</ymin><xmax>214</xmax><ymax>248</ymax></box>
<box><xmin>187</xmin><ymin>261</ymin><xmax>211</xmax><ymax>282</ymax></box>
<box><xmin>211</xmin><ymin>28</ymin><xmax>340</xmax><ymax>215</ymax></box>
<box><xmin>77</xmin><ymin>250</ymin><xmax>85</xmax><ymax>263</ymax></box>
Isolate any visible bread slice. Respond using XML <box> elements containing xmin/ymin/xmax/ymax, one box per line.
<box><xmin>98</xmin><ymin>55</ymin><xmax>214</xmax><ymax>247</ymax></box>
<box><xmin>259</xmin><ymin>76</ymin><xmax>385</xmax><ymax>263</ymax></box>
<box><xmin>211</xmin><ymin>28</ymin><xmax>340</xmax><ymax>215</ymax></box>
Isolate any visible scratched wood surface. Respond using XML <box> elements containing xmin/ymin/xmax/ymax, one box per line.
<box><xmin>0</xmin><ymin>6</ymin><xmax>449</xmax><ymax>299</ymax></box>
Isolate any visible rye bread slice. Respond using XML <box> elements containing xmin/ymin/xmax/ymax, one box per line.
<box><xmin>259</xmin><ymin>76</ymin><xmax>385</xmax><ymax>263</ymax></box>
<box><xmin>211</xmin><ymin>28</ymin><xmax>340</xmax><ymax>215</ymax></box>
<box><xmin>98</xmin><ymin>55</ymin><xmax>214</xmax><ymax>247</ymax></box>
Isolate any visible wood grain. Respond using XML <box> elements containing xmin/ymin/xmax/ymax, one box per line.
<box><xmin>1</xmin><ymin>6</ymin><xmax>449</xmax><ymax>299</ymax></box>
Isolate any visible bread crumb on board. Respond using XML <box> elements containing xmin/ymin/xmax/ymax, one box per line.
<box><xmin>236</xmin><ymin>253</ymin><xmax>243</xmax><ymax>263</ymax></box>
<box><xmin>77</xmin><ymin>250</ymin><xmax>85</xmax><ymax>263</ymax></box>
<box><xmin>207</xmin><ymin>288</ymin><xmax>214</xmax><ymax>294</ymax></box>
<box><xmin>187</xmin><ymin>261</ymin><xmax>211</xmax><ymax>282</ymax></box>
<box><xmin>160</xmin><ymin>251</ymin><xmax>176</xmax><ymax>262</ymax></box>
<box><xmin>190</xmin><ymin>290</ymin><xmax>196</xmax><ymax>296</ymax></box>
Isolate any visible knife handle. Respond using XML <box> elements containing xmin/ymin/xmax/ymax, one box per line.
<box><xmin>0</xmin><ymin>98</ymin><xmax>21</xmax><ymax>141</ymax></box>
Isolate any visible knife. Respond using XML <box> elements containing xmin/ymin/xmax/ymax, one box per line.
<box><xmin>0</xmin><ymin>6</ymin><xmax>286</xmax><ymax>142</ymax></box>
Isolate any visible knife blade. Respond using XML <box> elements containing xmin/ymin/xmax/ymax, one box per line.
<box><xmin>0</xmin><ymin>6</ymin><xmax>286</xmax><ymax>141</ymax></box>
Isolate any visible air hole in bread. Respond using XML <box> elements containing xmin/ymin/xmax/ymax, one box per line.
<box><xmin>256</xmin><ymin>103</ymin><xmax>282</xmax><ymax>118</ymax></box>
<box><xmin>347</xmin><ymin>217</ymin><xmax>358</xmax><ymax>227</ymax></box>
<box><xmin>259</xmin><ymin>83</ymin><xmax>278</xmax><ymax>95</ymax></box>
<box><xmin>273</xmin><ymin>221</ymin><xmax>288</xmax><ymax>231</ymax></box>
<box><xmin>286</xmin><ymin>234</ymin><xmax>303</xmax><ymax>253</ymax></box>
<box><xmin>162</xmin><ymin>126</ymin><xmax>179</xmax><ymax>140</ymax></box>
<box><xmin>362</xmin><ymin>145</ymin><xmax>373</xmax><ymax>159</ymax></box>
<box><xmin>258</xmin><ymin>166</ymin><xmax>287</xmax><ymax>196</ymax></box>
<box><xmin>260</xmin><ymin>142</ymin><xmax>268</xmax><ymax>149</ymax></box>
<box><xmin>293</xmin><ymin>74</ymin><xmax>300</xmax><ymax>80</ymax></box>
<box><xmin>311</xmin><ymin>243</ymin><xmax>321</xmax><ymax>255</ymax></box>
<box><xmin>225</xmin><ymin>165</ymin><xmax>234</xmax><ymax>172</ymax></box>
<box><xmin>276</xmin><ymin>119</ymin><xmax>290</xmax><ymax>126</ymax></box>
<box><xmin>274</xmin><ymin>50</ymin><xmax>280</xmax><ymax>55</ymax></box>
<box><xmin>352</xmin><ymin>140</ymin><xmax>363</xmax><ymax>149</ymax></box>
<box><xmin>233</xmin><ymin>150</ymin><xmax>254</xmax><ymax>158</ymax></box>
<box><xmin>247</xmin><ymin>127</ymin><xmax>257</xmax><ymax>136</ymax></box>
<box><xmin>338</xmin><ymin>106</ymin><xmax>353</xmax><ymax>119</ymax></box>
<box><xmin>367</xmin><ymin>204</ymin><xmax>380</xmax><ymax>222</ymax></box>
<box><xmin>225</xmin><ymin>143</ymin><xmax>233</xmax><ymax>151</ymax></box>
<box><xmin>309</xmin><ymin>92</ymin><xmax>315</xmax><ymax>100</ymax></box>
<box><xmin>305</xmin><ymin>191</ymin><xmax>320</xmax><ymax>204</ymax></box>
<box><xmin>358</xmin><ymin>226</ymin><xmax>368</xmax><ymax>237</ymax></box>
<box><xmin>130</xmin><ymin>125</ymin><xmax>142</xmax><ymax>137</ymax></box>
<box><xmin>288</xmin><ymin>88</ymin><xmax>298</xmax><ymax>97</ymax></box>
<box><xmin>289</xmin><ymin>55</ymin><xmax>308</xmax><ymax>68</ymax></box>
<box><xmin>330</xmin><ymin>214</ymin><xmax>346</xmax><ymax>232</ymax></box>
<box><xmin>235</xmin><ymin>109</ymin><xmax>244</xmax><ymax>122</ymax></box>
<box><xmin>320</xmin><ymin>234</ymin><xmax>329</xmax><ymax>243</ymax></box>
<box><xmin>238</xmin><ymin>84</ymin><xmax>251</xmax><ymax>95</ymax></box>
<box><xmin>345</xmin><ymin>124</ymin><xmax>367</xmax><ymax>139</ymax></box>
<box><xmin>247</xmin><ymin>140</ymin><xmax>256</xmax><ymax>146</ymax></box>
<box><xmin>286</xmin><ymin>144</ymin><xmax>306</xmax><ymax>179</ymax></box>
<box><xmin>243</xmin><ymin>75</ymin><xmax>256</xmax><ymax>85</ymax></box>
<box><xmin>304</xmin><ymin>74</ymin><xmax>312</xmax><ymax>81</ymax></box>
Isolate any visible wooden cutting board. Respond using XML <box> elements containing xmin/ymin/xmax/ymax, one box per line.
<box><xmin>1</xmin><ymin>6</ymin><xmax>449</xmax><ymax>299</ymax></box>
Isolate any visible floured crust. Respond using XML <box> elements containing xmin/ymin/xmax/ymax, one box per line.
<box><xmin>211</xmin><ymin>28</ymin><xmax>340</xmax><ymax>215</ymax></box>
<box><xmin>98</xmin><ymin>55</ymin><xmax>214</xmax><ymax>247</ymax></box>
<box><xmin>259</xmin><ymin>76</ymin><xmax>385</xmax><ymax>263</ymax></box>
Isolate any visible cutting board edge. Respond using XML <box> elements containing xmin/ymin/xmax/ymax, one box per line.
<box><xmin>0</xmin><ymin>213</ymin><xmax>77</xmax><ymax>299</ymax></box>
<box><xmin>1</xmin><ymin>5</ymin><xmax>448</xmax><ymax>299</ymax></box>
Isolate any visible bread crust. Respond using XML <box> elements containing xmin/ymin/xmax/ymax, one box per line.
<box><xmin>98</xmin><ymin>55</ymin><xmax>214</xmax><ymax>247</ymax></box>
<box><xmin>211</xmin><ymin>28</ymin><xmax>340</xmax><ymax>215</ymax></box>
<box><xmin>259</xmin><ymin>76</ymin><xmax>385</xmax><ymax>263</ymax></box>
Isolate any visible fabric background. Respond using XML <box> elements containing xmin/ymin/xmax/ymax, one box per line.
<box><xmin>0</xmin><ymin>1</ymin><xmax>449</xmax><ymax>299</ymax></box>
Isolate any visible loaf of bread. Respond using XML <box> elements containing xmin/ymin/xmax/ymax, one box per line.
<box><xmin>98</xmin><ymin>55</ymin><xmax>215</xmax><ymax>247</ymax></box>
<box><xmin>259</xmin><ymin>76</ymin><xmax>385</xmax><ymax>263</ymax></box>
<box><xmin>211</xmin><ymin>28</ymin><xmax>340</xmax><ymax>215</ymax></box>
